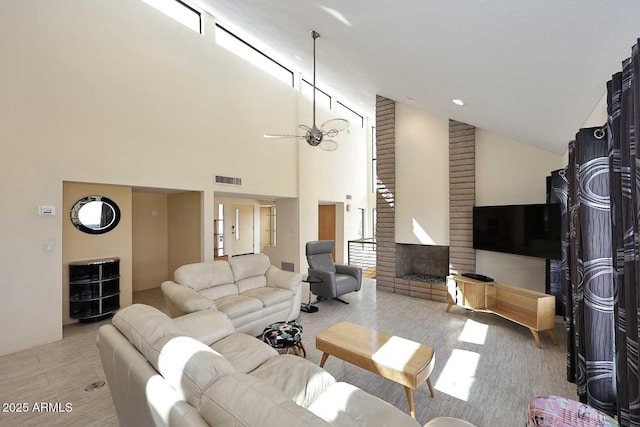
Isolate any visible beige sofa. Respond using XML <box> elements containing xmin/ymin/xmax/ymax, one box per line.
<box><xmin>97</xmin><ymin>304</ymin><xmax>437</xmax><ymax>427</ymax></box>
<box><xmin>161</xmin><ymin>254</ymin><xmax>301</xmax><ymax>336</ymax></box>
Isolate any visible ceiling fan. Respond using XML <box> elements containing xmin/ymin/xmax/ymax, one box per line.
<box><xmin>263</xmin><ymin>30</ymin><xmax>349</xmax><ymax>151</ymax></box>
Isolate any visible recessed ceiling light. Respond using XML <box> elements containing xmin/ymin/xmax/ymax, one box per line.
<box><xmin>452</xmin><ymin>99</ymin><xmax>465</xmax><ymax>106</ymax></box>
<box><xmin>294</xmin><ymin>55</ymin><xmax>304</xmax><ymax>61</ymax></box>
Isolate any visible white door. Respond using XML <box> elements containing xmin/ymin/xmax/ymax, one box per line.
<box><xmin>231</xmin><ymin>204</ymin><xmax>254</xmax><ymax>255</ymax></box>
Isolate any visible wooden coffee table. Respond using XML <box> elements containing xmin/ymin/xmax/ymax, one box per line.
<box><xmin>316</xmin><ymin>321</ymin><xmax>435</xmax><ymax>419</ymax></box>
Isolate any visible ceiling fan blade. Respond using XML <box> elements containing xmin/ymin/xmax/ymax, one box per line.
<box><xmin>263</xmin><ymin>133</ymin><xmax>303</xmax><ymax>139</ymax></box>
<box><xmin>319</xmin><ymin>140</ymin><xmax>338</xmax><ymax>151</ymax></box>
<box><xmin>321</xmin><ymin>118</ymin><xmax>349</xmax><ymax>133</ymax></box>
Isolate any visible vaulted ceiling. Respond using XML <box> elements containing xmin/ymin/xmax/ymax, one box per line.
<box><xmin>197</xmin><ymin>0</ymin><xmax>640</xmax><ymax>153</ymax></box>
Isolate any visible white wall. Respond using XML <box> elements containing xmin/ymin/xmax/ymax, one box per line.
<box><xmin>475</xmin><ymin>129</ymin><xmax>563</xmax><ymax>291</ymax></box>
<box><xmin>0</xmin><ymin>0</ymin><xmax>370</xmax><ymax>355</ymax></box>
<box><xmin>296</xmin><ymin>95</ymin><xmax>369</xmax><ymax>271</ymax></box>
<box><xmin>395</xmin><ymin>103</ymin><xmax>450</xmax><ymax>245</ymax></box>
<box><xmin>392</xmin><ymin>103</ymin><xmax>562</xmax><ymax>292</ymax></box>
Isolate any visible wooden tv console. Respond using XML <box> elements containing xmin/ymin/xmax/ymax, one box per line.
<box><xmin>447</xmin><ymin>275</ymin><xmax>557</xmax><ymax>348</ymax></box>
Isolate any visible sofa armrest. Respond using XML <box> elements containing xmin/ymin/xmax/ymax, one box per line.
<box><xmin>265</xmin><ymin>266</ymin><xmax>302</xmax><ymax>293</ymax></box>
<box><xmin>423</xmin><ymin>418</ymin><xmax>476</xmax><ymax>427</ymax></box>
<box><xmin>173</xmin><ymin>310</ymin><xmax>235</xmax><ymax>346</ymax></box>
<box><xmin>161</xmin><ymin>281</ymin><xmax>216</xmax><ymax>317</ymax></box>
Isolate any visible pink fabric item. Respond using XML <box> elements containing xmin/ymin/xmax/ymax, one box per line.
<box><xmin>527</xmin><ymin>396</ymin><xmax>618</xmax><ymax>427</ymax></box>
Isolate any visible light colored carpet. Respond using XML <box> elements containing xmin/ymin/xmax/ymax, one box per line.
<box><xmin>0</xmin><ymin>279</ymin><xmax>576</xmax><ymax>426</ymax></box>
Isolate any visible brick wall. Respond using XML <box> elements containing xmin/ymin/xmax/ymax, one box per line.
<box><xmin>448</xmin><ymin>120</ymin><xmax>476</xmax><ymax>275</ymax></box>
<box><xmin>375</xmin><ymin>95</ymin><xmax>396</xmax><ymax>293</ymax></box>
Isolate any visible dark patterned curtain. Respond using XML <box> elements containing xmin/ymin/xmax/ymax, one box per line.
<box><xmin>547</xmin><ymin>169</ymin><xmax>567</xmax><ymax>316</ymax></box>
<box><xmin>566</xmin><ymin>127</ymin><xmax>616</xmax><ymax>415</ymax></box>
<box><xmin>607</xmin><ymin>42</ymin><xmax>640</xmax><ymax>426</ymax></box>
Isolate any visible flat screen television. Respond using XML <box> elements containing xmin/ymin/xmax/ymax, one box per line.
<box><xmin>473</xmin><ymin>204</ymin><xmax>561</xmax><ymax>260</ymax></box>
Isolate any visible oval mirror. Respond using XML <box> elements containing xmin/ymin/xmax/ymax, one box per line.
<box><xmin>70</xmin><ymin>195</ymin><xmax>121</xmax><ymax>234</ymax></box>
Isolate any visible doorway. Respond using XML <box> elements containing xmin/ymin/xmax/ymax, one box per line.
<box><xmin>232</xmin><ymin>204</ymin><xmax>254</xmax><ymax>255</ymax></box>
<box><xmin>318</xmin><ymin>204</ymin><xmax>336</xmax><ymax>259</ymax></box>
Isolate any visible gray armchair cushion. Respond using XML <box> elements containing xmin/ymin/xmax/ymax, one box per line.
<box><xmin>306</xmin><ymin>241</ymin><xmax>336</xmax><ymax>273</ymax></box>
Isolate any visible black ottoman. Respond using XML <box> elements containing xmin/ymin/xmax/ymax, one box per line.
<box><xmin>262</xmin><ymin>321</ymin><xmax>306</xmax><ymax>358</ymax></box>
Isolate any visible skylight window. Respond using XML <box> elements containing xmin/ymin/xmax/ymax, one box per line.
<box><xmin>140</xmin><ymin>0</ymin><xmax>201</xmax><ymax>33</ymax></box>
<box><xmin>301</xmin><ymin>79</ymin><xmax>331</xmax><ymax>110</ymax></box>
<box><xmin>337</xmin><ymin>101</ymin><xmax>364</xmax><ymax>128</ymax></box>
<box><xmin>215</xmin><ymin>24</ymin><xmax>294</xmax><ymax>87</ymax></box>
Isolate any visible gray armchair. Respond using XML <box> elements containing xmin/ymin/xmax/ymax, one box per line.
<box><xmin>306</xmin><ymin>240</ymin><xmax>362</xmax><ymax>304</ymax></box>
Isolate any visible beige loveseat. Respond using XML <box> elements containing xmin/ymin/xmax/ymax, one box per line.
<box><xmin>97</xmin><ymin>304</ymin><xmax>434</xmax><ymax>427</ymax></box>
<box><xmin>161</xmin><ymin>254</ymin><xmax>301</xmax><ymax>336</ymax></box>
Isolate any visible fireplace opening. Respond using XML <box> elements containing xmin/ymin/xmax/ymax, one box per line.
<box><xmin>395</xmin><ymin>243</ymin><xmax>449</xmax><ymax>281</ymax></box>
<box><xmin>391</xmin><ymin>243</ymin><xmax>451</xmax><ymax>301</ymax></box>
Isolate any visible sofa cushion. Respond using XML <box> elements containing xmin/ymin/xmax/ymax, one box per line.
<box><xmin>112</xmin><ymin>304</ymin><xmax>181</xmax><ymax>362</ymax></box>
<box><xmin>250</xmin><ymin>354</ymin><xmax>336</xmax><ymax>408</ymax></box>
<box><xmin>211</xmin><ymin>333</ymin><xmax>278</xmax><ymax>374</ymax></box>
<box><xmin>242</xmin><ymin>287</ymin><xmax>293</xmax><ymax>307</ymax></box>
<box><xmin>307</xmin><ymin>382</ymin><xmax>421</xmax><ymax>427</ymax></box>
<box><xmin>174</xmin><ymin>261</ymin><xmax>236</xmax><ymax>292</ymax></box>
<box><xmin>198</xmin><ymin>283</ymin><xmax>239</xmax><ymax>301</ymax></box>
<box><xmin>236</xmin><ymin>275</ymin><xmax>267</xmax><ymax>293</ymax></box>
<box><xmin>215</xmin><ymin>295</ymin><xmax>263</xmax><ymax>319</ymax></box>
<box><xmin>153</xmin><ymin>335</ymin><xmax>235</xmax><ymax>408</ymax></box>
<box><xmin>200</xmin><ymin>374</ymin><xmax>331</xmax><ymax>427</ymax></box>
<box><xmin>229</xmin><ymin>253</ymin><xmax>271</xmax><ymax>281</ymax></box>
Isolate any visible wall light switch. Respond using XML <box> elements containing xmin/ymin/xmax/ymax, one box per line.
<box><xmin>38</xmin><ymin>206</ymin><xmax>56</xmax><ymax>216</ymax></box>
<box><xmin>44</xmin><ymin>241</ymin><xmax>54</xmax><ymax>252</ymax></box>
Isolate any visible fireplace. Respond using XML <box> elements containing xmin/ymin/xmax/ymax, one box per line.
<box><xmin>394</xmin><ymin>243</ymin><xmax>450</xmax><ymax>301</ymax></box>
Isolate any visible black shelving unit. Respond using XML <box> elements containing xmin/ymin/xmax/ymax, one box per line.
<box><xmin>69</xmin><ymin>257</ymin><xmax>120</xmax><ymax>322</ymax></box>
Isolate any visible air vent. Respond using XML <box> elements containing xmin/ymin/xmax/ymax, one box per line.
<box><xmin>215</xmin><ymin>175</ymin><xmax>242</xmax><ymax>186</ymax></box>
<box><xmin>281</xmin><ymin>262</ymin><xmax>295</xmax><ymax>272</ymax></box>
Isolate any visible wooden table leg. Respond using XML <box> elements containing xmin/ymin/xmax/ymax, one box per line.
<box><xmin>426</xmin><ymin>377</ymin><xmax>435</xmax><ymax>397</ymax></box>
<box><xmin>319</xmin><ymin>352</ymin><xmax>329</xmax><ymax>368</ymax></box>
<box><xmin>529</xmin><ymin>329</ymin><xmax>541</xmax><ymax>349</ymax></box>
<box><xmin>445</xmin><ymin>292</ymin><xmax>456</xmax><ymax>312</ymax></box>
<box><xmin>404</xmin><ymin>386</ymin><xmax>416</xmax><ymax>419</ymax></box>
<box><xmin>544</xmin><ymin>329</ymin><xmax>558</xmax><ymax>345</ymax></box>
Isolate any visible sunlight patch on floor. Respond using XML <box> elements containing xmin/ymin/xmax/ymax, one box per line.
<box><xmin>458</xmin><ymin>319</ymin><xmax>489</xmax><ymax>345</ymax></box>
<box><xmin>434</xmin><ymin>349</ymin><xmax>480</xmax><ymax>401</ymax></box>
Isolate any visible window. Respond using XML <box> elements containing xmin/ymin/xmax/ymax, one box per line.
<box><xmin>215</xmin><ymin>24</ymin><xmax>294</xmax><ymax>87</ymax></box>
<box><xmin>337</xmin><ymin>101</ymin><xmax>364</xmax><ymax>128</ymax></box>
<box><xmin>371</xmin><ymin>126</ymin><xmax>377</xmax><ymax>193</ymax></box>
<box><xmin>270</xmin><ymin>207</ymin><xmax>277</xmax><ymax>247</ymax></box>
<box><xmin>234</xmin><ymin>208</ymin><xmax>240</xmax><ymax>241</ymax></box>
<box><xmin>301</xmin><ymin>79</ymin><xmax>331</xmax><ymax>110</ymax></box>
<box><xmin>372</xmin><ymin>208</ymin><xmax>377</xmax><ymax>237</ymax></box>
<box><xmin>140</xmin><ymin>0</ymin><xmax>201</xmax><ymax>33</ymax></box>
<box><xmin>215</xmin><ymin>203</ymin><xmax>224</xmax><ymax>257</ymax></box>
<box><xmin>358</xmin><ymin>208</ymin><xmax>365</xmax><ymax>240</ymax></box>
